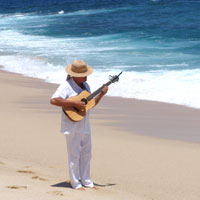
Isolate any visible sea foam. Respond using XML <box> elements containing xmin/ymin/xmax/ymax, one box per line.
<box><xmin>1</xmin><ymin>54</ymin><xmax>200</xmax><ymax>109</ymax></box>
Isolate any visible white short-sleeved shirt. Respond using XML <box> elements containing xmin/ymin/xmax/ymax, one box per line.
<box><xmin>51</xmin><ymin>78</ymin><xmax>91</xmax><ymax>135</ymax></box>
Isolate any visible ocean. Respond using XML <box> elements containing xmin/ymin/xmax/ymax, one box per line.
<box><xmin>0</xmin><ymin>0</ymin><xmax>200</xmax><ymax>108</ymax></box>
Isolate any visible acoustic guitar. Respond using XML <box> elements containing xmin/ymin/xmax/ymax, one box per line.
<box><xmin>63</xmin><ymin>72</ymin><xmax>122</xmax><ymax>122</ymax></box>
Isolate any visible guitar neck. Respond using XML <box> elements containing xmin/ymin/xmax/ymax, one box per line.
<box><xmin>87</xmin><ymin>80</ymin><xmax>113</xmax><ymax>101</ymax></box>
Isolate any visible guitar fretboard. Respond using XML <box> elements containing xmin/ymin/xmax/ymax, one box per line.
<box><xmin>87</xmin><ymin>80</ymin><xmax>112</xmax><ymax>101</ymax></box>
<box><xmin>86</xmin><ymin>71</ymin><xmax>122</xmax><ymax>102</ymax></box>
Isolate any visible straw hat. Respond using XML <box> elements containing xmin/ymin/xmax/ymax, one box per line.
<box><xmin>65</xmin><ymin>60</ymin><xmax>93</xmax><ymax>77</ymax></box>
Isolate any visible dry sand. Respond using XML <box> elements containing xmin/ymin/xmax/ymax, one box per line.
<box><xmin>0</xmin><ymin>69</ymin><xmax>200</xmax><ymax>200</ymax></box>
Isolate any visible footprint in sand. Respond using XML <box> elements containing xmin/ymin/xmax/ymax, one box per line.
<box><xmin>32</xmin><ymin>176</ymin><xmax>48</xmax><ymax>181</ymax></box>
<box><xmin>17</xmin><ymin>170</ymin><xmax>35</xmax><ymax>174</ymax></box>
<box><xmin>48</xmin><ymin>191</ymin><xmax>64</xmax><ymax>196</ymax></box>
<box><xmin>0</xmin><ymin>161</ymin><xmax>5</xmax><ymax>165</ymax></box>
<box><xmin>17</xmin><ymin>170</ymin><xmax>48</xmax><ymax>181</ymax></box>
<box><xmin>7</xmin><ymin>185</ymin><xmax>27</xmax><ymax>189</ymax></box>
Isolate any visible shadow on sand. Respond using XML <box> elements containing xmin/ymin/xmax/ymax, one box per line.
<box><xmin>51</xmin><ymin>181</ymin><xmax>116</xmax><ymax>189</ymax></box>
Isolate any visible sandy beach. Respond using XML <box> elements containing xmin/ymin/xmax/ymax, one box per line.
<box><xmin>1</xmin><ymin>69</ymin><xmax>200</xmax><ymax>200</ymax></box>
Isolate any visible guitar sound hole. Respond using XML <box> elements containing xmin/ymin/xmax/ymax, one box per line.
<box><xmin>81</xmin><ymin>98</ymin><xmax>88</xmax><ymax>105</ymax></box>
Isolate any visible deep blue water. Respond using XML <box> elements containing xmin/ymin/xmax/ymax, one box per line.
<box><xmin>1</xmin><ymin>0</ymin><xmax>200</xmax><ymax>39</ymax></box>
<box><xmin>0</xmin><ymin>0</ymin><xmax>200</xmax><ymax>108</ymax></box>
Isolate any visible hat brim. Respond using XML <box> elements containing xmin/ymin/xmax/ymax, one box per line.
<box><xmin>65</xmin><ymin>64</ymin><xmax>93</xmax><ymax>77</ymax></box>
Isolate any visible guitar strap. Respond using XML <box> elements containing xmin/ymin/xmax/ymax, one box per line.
<box><xmin>82</xmin><ymin>82</ymin><xmax>90</xmax><ymax>93</ymax></box>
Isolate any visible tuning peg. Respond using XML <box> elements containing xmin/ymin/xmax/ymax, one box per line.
<box><xmin>109</xmin><ymin>75</ymin><xmax>113</xmax><ymax>80</ymax></box>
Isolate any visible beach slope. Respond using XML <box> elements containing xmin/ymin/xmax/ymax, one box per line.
<box><xmin>0</xmin><ymin>69</ymin><xmax>200</xmax><ymax>200</ymax></box>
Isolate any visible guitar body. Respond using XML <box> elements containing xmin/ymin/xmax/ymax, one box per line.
<box><xmin>63</xmin><ymin>72</ymin><xmax>122</xmax><ymax>122</ymax></box>
<box><xmin>63</xmin><ymin>90</ymin><xmax>96</xmax><ymax>122</ymax></box>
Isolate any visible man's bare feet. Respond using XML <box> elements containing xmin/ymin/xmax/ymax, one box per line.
<box><xmin>89</xmin><ymin>186</ymin><xmax>98</xmax><ymax>190</ymax></box>
<box><xmin>77</xmin><ymin>187</ymin><xmax>85</xmax><ymax>191</ymax></box>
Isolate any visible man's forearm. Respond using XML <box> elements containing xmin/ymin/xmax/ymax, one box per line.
<box><xmin>50</xmin><ymin>97</ymin><xmax>75</xmax><ymax>109</ymax></box>
<box><xmin>94</xmin><ymin>86</ymin><xmax>108</xmax><ymax>106</ymax></box>
<box><xmin>94</xmin><ymin>93</ymin><xmax>104</xmax><ymax>106</ymax></box>
<box><xmin>50</xmin><ymin>97</ymin><xmax>86</xmax><ymax>111</ymax></box>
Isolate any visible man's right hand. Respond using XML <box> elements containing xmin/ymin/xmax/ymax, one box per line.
<box><xmin>73</xmin><ymin>101</ymin><xmax>86</xmax><ymax>111</ymax></box>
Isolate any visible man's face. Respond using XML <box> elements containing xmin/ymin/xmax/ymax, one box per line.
<box><xmin>73</xmin><ymin>76</ymin><xmax>87</xmax><ymax>84</ymax></box>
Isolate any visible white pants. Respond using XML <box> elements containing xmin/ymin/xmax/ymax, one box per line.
<box><xmin>65</xmin><ymin>132</ymin><xmax>94</xmax><ymax>189</ymax></box>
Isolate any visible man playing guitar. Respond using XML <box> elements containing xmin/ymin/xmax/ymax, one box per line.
<box><xmin>50</xmin><ymin>60</ymin><xmax>108</xmax><ymax>190</ymax></box>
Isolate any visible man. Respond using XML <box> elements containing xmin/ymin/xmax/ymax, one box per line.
<box><xmin>50</xmin><ymin>60</ymin><xmax>108</xmax><ymax>190</ymax></box>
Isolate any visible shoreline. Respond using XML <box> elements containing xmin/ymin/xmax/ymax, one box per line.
<box><xmin>1</xmin><ymin>67</ymin><xmax>200</xmax><ymax>143</ymax></box>
<box><xmin>1</xmin><ymin>68</ymin><xmax>200</xmax><ymax>200</ymax></box>
<box><xmin>1</xmin><ymin>65</ymin><xmax>200</xmax><ymax>111</ymax></box>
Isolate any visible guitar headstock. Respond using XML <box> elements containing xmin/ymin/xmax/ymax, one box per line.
<box><xmin>109</xmin><ymin>71</ymin><xmax>123</xmax><ymax>83</ymax></box>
